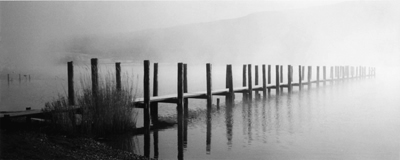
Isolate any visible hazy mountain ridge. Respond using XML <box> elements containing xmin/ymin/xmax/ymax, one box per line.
<box><xmin>58</xmin><ymin>1</ymin><xmax>399</xmax><ymax>66</ymax></box>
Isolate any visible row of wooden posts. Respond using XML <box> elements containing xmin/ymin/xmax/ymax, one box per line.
<box><xmin>66</xmin><ymin>58</ymin><xmax>376</xmax><ymax>129</ymax></box>
<box><xmin>66</xmin><ymin>58</ymin><xmax>375</xmax><ymax>158</ymax></box>
<box><xmin>7</xmin><ymin>74</ymin><xmax>31</xmax><ymax>83</ymax></box>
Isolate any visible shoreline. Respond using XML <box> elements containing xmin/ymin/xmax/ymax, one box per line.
<box><xmin>0</xmin><ymin>120</ymin><xmax>153</xmax><ymax>160</ymax></box>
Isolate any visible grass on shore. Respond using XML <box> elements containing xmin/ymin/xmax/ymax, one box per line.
<box><xmin>43</xmin><ymin>72</ymin><xmax>137</xmax><ymax>137</ymax></box>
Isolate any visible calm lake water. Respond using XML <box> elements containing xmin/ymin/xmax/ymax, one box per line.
<box><xmin>1</xmin><ymin>63</ymin><xmax>399</xmax><ymax>160</ymax></box>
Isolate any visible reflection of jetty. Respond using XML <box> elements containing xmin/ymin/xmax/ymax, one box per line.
<box><xmin>0</xmin><ymin>58</ymin><xmax>376</xmax><ymax>159</ymax></box>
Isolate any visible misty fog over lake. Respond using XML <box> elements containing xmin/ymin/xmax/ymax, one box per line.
<box><xmin>1</xmin><ymin>1</ymin><xmax>400</xmax><ymax>160</ymax></box>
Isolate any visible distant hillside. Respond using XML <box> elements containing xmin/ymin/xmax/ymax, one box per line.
<box><xmin>57</xmin><ymin>1</ymin><xmax>398</xmax><ymax>66</ymax></box>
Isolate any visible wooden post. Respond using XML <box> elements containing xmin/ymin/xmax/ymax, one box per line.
<box><xmin>302</xmin><ymin>66</ymin><xmax>305</xmax><ymax>81</ymax></box>
<box><xmin>116</xmin><ymin>62</ymin><xmax>121</xmax><ymax>91</ymax></box>
<box><xmin>280</xmin><ymin>65</ymin><xmax>283</xmax><ymax>83</ymax></box>
<box><xmin>206</xmin><ymin>63</ymin><xmax>212</xmax><ymax>110</ymax></box>
<box><xmin>177</xmin><ymin>63</ymin><xmax>184</xmax><ymax>160</ymax></box>
<box><xmin>26</xmin><ymin>107</ymin><xmax>31</xmax><ymax>123</ymax></box>
<box><xmin>243</xmin><ymin>65</ymin><xmax>247</xmax><ymax>87</ymax></box>
<box><xmin>262</xmin><ymin>65</ymin><xmax>266</xmax><ymax>98</ymax></box>
<box><xmin>268</xmin><ymin>65</ymin><xmax>271</xmax><ymax>94</ymax></box>
<box><xmin>227</xmin><ymin>65</ymin><xmax>234</xmax><ymax>103</ymax></box>
<box><xmin>275</xmin><ymin>65</ymin><xmax>280</xmax><ymax>95</ymax></box>
<box><xmin>316</xmin><ymin>66</ymin><xmax>320</xmax><ymax>87</ymax></box>
<box><xmin>217</xmin><ymin>98</ymin><xmax>220</xmax><ymax>110</ymax></box>
<box><xmin>68</xmin><ymin>61</ymin><xmax>75</xmax><ymax>105</ymax></box>
<box><xmin>206</xmin><ymin>63</ymin><xmax>212</xmax><ymax>154</ymax></box>
<box><xmin>247</xmin><ymin>64</ymin><xmax>252</xmax><ymax>100</ymax></box>
<box><xmin>323</xmin><ymin>66</ymin><xmax>326</xmax><ymax>85</ymax></box>
<box><xmin>299</xmin><ymin>65</ymin><xmax>302</xmax><ymax>90</ymax></box>
<box><xmin>183</xmin><ymin>63</ymin><xmax>189</xmax><ymax>148</ymax></box>
<box><xmin>308</xmin><ymin>66</ymin><xmax>312</xmax><ymax>89</ymax></box>
<box><xmin>288</xmin><ymin>65</ymin><xmax>292</xmax><ymax>92</ymax></box>
<box><xmin>255</xmin><ymin>65</ymin><xmax>259</xmax><ymax>97</ymax></box>
<box><xmin>91</xmin><ymin>58</ymin><xmax>98</xmax><ymax>105</ymax></box>
<box><xmin>330</xmin><ymin>66</ymin><xmax>333</xmax><ymax>83</ymax></box>
<box><xmin>144</xmin><ymin>60</ymin><xmax>150</xmax><ymax>158</ymax></box>
<box><xmin>151</xmin><ymin>63</ymin><xmax>159</xmax><ymax>126</ymax></box>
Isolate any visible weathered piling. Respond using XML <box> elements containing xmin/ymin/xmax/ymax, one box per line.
<box><xmin>115</xmin><ymin>62</ymin><xmax>121</xmax><ymax>91</ymax></box>
<box><xmin>183</xmin><ymin>64</ymin><xmax>188</xmax><ymax>119</ymax></box>
<box><xmin>307</xmin><ymin>66</ymin><xmax>312</xmax><ymax>88</ymax></box>
<box><xmin>91</xmin><ymin>58</ymin><xmax>99</xmax><ymax>105</ymax></box>
<box><xmin>262</xmin><ymin>65</ymin><xmax>267</xmax><ymax>97</ymax></box>
<box><xmin>206</xmin><ymin>63</ymin><xmax>213</xmax><ymax>109</ymax></box>
<box><xmin>26</xmin><ymin>107</ymin><xmax>31</xmax><ymax>123</ymax></box>
<box><xmin>255</xmin><ymin>65</ymin><xmax>259</xmax><ymax>97</ymax></box>
<box><xmin>243</xmin><ymin>65</ymin><xmax>247</xmax><ymax>87</ymax></box>
<box><xmin>206</xmin><ymin>63</ymin><xmax>212</xmax><ymax>154</ymax></box>
<box><xmin>268</xmin><ymin>65</ymin><xmax>271</xmax><ymax>94</ymax></box>
<box><xmin>144</xmin><ymin>60</ymin><xmax>151</xmax><ymax>157</ymax></box>
<box><xmin>247</xmin><ymin>64</ymin><xmax>252</xmax><ymax>99</ymax></box>
<box><xmin>280</xmin><ymin>65</ymin><xmax>283</xmax><ymax>83</ymax></box>
<box><xmin>323</xmin><ymin>66</ymin><xmax>326</xmax><ymax>85</ymax></box>
<box><xmin>288</xmin><ymin>65</ymin><xmax>292</xmax><ymax>92</ymax></box>
<box><xmin>316</xmin><ymin>66</ymin><xmax>320</xmax><ymax>87</ymax></box>
<box><xmin>217</xmin><ymin>98</ymin><xmax>220</xmax><ymax>110</ymax></box>
<box><xmin>177</xmin><ymin>63</ymin><xmax>184</xmax><ymax>160</ymax></box>
<box><xmin>227</xmin><ymin>65</ymin><xmax>234</xmax><ymax>102</ymax></box>
<box><xmin>302</xmin><ymin>66</ymin><xmax>305</xmax><ymax>81</ymax></box>
<box><xmin>299</xmin><ymin>65</ymin><xmax>302</xmax><ymax>90</ymax></box>
<box><xmin>275</xmin><ymin>65</ymin><xmax>280</xmax><ymax>95</ymax></box>
<box><xmin>242</xmin><ymin>65</ymin><xmax>247</xmax><ymax>99</ymax></box>
<box><xmin>151</xmin><ymin>63</ymin><xmax>159</xmax><ymax>125</ymax></box>
<box><xmin>67</xmin><ymin>61</ymin><xmax>75</xmax><ymax>105</ymax></box>
<box><xmin>330</xmin><ymin>66</ymin><xmax>333</xmax><ymax>82</ymax></box>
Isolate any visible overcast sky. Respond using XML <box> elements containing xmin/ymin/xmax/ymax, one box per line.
<box><xmin>0</xmin><ymin>0</ymin><xmax>399</xmax><ymax>73</ymax></box>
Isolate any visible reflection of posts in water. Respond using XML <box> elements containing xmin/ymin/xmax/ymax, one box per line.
<box><xmin>177</xmin><ymin>63</ymin><xmax>184</xmax><ymax>160</ymax></box>
<box><xmin>247</xmin><ymin>100</ymin><xmax>253</xmax><ymax>143</ymax></box>
<box><xmin>143</xmin><ymin>60</ymin><xmax>151</xmax><ymax>158</ymax></box>
<box><xmin>225</xmin><ymin>100</ymin><xmax>234</xmax><ymax>149</ymax></box>
<box><xmin>206</xmin><ymin>63</ymin><xmax>212</xmax><ymax>154</ymax></box>
<box><xmin>275</xmin><ymin>65</ymin><xmax>280</xmax><ymax>95</ymax></box>
<box><xmin>153</xmin><ymin>128</ymin><xmax>159</xmax><ymax>159</ymax></box>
